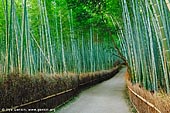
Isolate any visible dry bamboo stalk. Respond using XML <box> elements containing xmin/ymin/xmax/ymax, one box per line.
<box><xmin>165</xmin><ymin>0</ymin><xmax>170</xmax><ymax>11</ymax></box>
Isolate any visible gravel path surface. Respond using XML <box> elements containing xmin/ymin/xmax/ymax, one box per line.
<box><xmin>56</xmin><ymin>68</ymin><xmax>130</xmax><ymax>113</ymax></box>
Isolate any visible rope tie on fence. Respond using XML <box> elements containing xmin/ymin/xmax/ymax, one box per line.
<box><xmin>128</xmin><ymin>86</ymin><xmax>161</xmax><ymax>113</ymax></box>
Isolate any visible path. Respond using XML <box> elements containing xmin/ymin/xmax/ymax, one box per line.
<box><xmin>55</xmin><ymin>68</ymin><xmax>130</xmax><ymax>113</ymax></box>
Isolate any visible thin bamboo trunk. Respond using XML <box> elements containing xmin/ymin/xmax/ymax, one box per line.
<box><xmin>59</xmin><ymin>12</ymin><xmax>67</xmax><ymax>73</ymax></box>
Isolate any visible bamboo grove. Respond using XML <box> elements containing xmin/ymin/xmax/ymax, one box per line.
<box><xmin>0</xmin><ymin>0</ymin><xmax>119</xmax><ymax>80</ymax></box>
<box><xmin>120</xmin><ymin>0</ymin><xmax>170</xmax><ymax>93</ymax></box>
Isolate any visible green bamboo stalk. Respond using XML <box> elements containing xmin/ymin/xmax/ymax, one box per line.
<box><xmin>90</xmin><ymin>27</ymin><xmax>93</xmax><ymax>72</ymax></box>
<box><xmin>150</xmin><ymin>0</ymin><xmax>170</xmax><ymax>93</ymax></box>
<box><xmin>20</xmin><ymin>0</ymin><xmax>27</xmax><ymax>73</ymax></box>
<box><xmin>54</xmin><ymin>12</ymin><xmax>59</xmax><ymax>73</ymax></box>
<box><xmin>81</xmin><ymin>32</ymin><xmax>85</xmax><ymax>73</ymax></box>
<box><xmin>43</xmin><ymin>0</ymin><xmax>55</xmax><ymax>73</ymax></box>
<box><xmin>3</xmin><ymin>0</ymin><xmax>9</xmax><ymax>74</ymax></box>
<box><xmin>59</xmin><ymin>11</ymin><xmax>67</xmax><ymax>73</ymax></box>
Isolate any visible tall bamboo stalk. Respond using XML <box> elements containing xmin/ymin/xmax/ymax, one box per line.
<box><xmin>121</xmin><ymin>0</ymin><xmax>170</xmax><ymax>93</ymax></box>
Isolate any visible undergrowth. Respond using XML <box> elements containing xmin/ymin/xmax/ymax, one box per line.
<box><xmin>126</xmin><ymin>71</ymin><xmax>170</xmax><ymax>113</ymax></box>
<box><xmin>0</xmin><ymin>67</ymin><xmax>119</xmax><ymax>112</ymax></box>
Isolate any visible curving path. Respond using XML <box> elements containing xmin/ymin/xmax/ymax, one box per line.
<box><xmin>55</xmin><ymin>68</ymin><xmax>130</xmax><ymax>113</ymax></box>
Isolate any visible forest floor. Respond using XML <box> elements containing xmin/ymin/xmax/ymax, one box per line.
<box><xmin>53</xmin><ymin>68</ymin><xmax>130</xmax><ymax>113</ymax></box>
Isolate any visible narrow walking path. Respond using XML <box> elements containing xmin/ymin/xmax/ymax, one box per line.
<box><xmin>56</xmin><ymin>68</ymin><xmax>130</xmax><ymax>113</ymax></box>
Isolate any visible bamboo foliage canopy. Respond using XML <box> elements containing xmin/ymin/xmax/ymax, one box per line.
<box><xmin>0</xmin><ymin>0</ymin><xmax>121</xmax><ymax>79</ymax></box>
